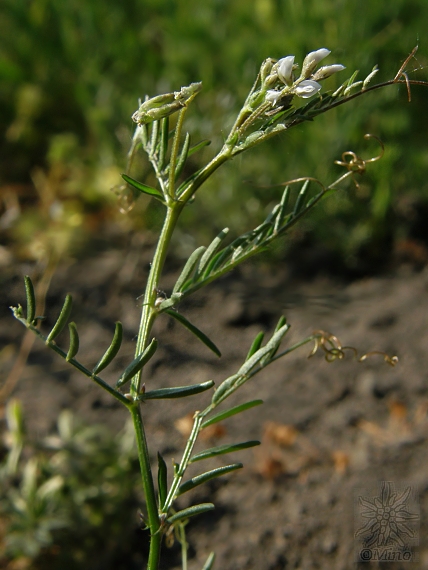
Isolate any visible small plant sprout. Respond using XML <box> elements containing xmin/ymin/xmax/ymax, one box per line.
<box><xmin>11</xmin><ymin>47</ymin><xmax>427</xmax><ymax>569</ymax></box>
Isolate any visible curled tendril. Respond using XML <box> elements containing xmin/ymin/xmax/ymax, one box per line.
<box><xmin>261</xmin><ymin>134</ymin><xmax>384</xmax><ymax>195</ymax></box>
<box><xmin>309</xmin><ymin>330</ymin><xmax>398</xmax><ymax>367</ymax></box>
<box><xmin>334</xmin><ymin>134</ymin><xmax>384</xmax><ymax>189</ymax></box>
<box><xmin>280</xmin><ymin>176</ymin><xmax>327</xmax><ymax>192</ymax></box>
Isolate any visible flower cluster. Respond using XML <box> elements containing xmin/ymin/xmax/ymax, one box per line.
<box><xmin>264</xmin><ymin>48</ymin><xmax>345</xmax><ymax>107</ymax></box>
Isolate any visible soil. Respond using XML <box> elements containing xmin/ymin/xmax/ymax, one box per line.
<box><xmin>2</xmin><ymin>239</ymin><xmax>428</xmax><ymax>570</ymax></box>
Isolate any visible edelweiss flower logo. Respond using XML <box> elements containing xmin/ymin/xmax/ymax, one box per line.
<box><xmin>356</xmin><ymin>481</ymin><xmax>419</xmax><ymax>548</ymax></box>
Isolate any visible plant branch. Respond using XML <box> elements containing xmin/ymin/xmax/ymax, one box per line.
<box><xmin>130</xmin><ymin>404</ymin><xmax>162</xmax><ymax>570</ymax></box>
<box><xmin>168</xmin><ymin>107</ymin><xmax>187</xmax><ymax>198</ymax></box>
<box><xmin>162</xmin><ymin>413</ymin><xmax>204</xmax><ymax>513</ymax></box>
<box><xmin>10</xmin><ymin>309</ymin><xmax>130</xmax><ymax>407</ymax></box>
<box><xmin>131</xmin><ymin>204</ymin><xmax>183</xmax><ymax>397</ymax></box>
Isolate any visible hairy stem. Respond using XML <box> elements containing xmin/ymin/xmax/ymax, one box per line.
<box><xmin>130</xmin><ymin>403</ymin><xmax>162</xmax><ymax>570</ymax></box>
<box><xmin>168</xmin><ymin>107</ymin><xmax>187</xmax><ymax>198</ymax></box>
<box><xmin>131</xmin><ymin>205</ymin><xmax>183</xmax><ymax>397</ymax></box>
<box><xmin>179</xmin><ymin>145</ymin><xmax>232</xmax><ymax>203</ymax></box>
<box><xmin>178</xmin><ymin>523</ymin><xmax>188</xmax><ymax>570</ymax></box>
<box><xmin>163</xmin><ymin>413</ymin><xmax>204</xmax><ymax>512</ymax></box>
<box><xmin>129</xmin><ymin>201</ymin><xmax>188</xmax><ymax>568</ymax></box>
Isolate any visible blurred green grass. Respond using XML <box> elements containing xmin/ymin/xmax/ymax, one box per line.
<box><xmin>1</xmin><ymin>0</ymin><xmax>427</xmax><ymax>272</ymax></box>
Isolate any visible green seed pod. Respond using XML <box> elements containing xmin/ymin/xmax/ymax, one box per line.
<box><xmin>47</xmin><ymin>294</ymin><xmax>73</xmax><ymax>343</ymax></box>
<box><xmin>92</xmin><ymin>322</ymin><xmax>123</xmax><ymax>375</ymax></box>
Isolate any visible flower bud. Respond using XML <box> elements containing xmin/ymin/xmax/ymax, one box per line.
<box><xmin>311</xmin><ymin>64</ymin><xmax>346</xmax><ymax>81</ymax></box>
<box><xmin>260</xmin><ymin>58</ymin><xmax>276</xmax><ymax>83</ymax></box>
<box><xmin>174</xmin><ymin>82</ymin><xmax>202</xmax><ymax>104</ymax></box>
<box><xmin>277</xmin><ymin>55</ymin><xmax>295</xmax><ymax>85</ymax></box>
<box><xmin>301</xmin><ymin>48</ymin><xmax>331</xmax><ymax>78</ymax></box>
<box><xmin>132</xmin><ymin>83</ymin><xmax>202</xmax><ymax>125</ymax></box>
<box><xmin>132</xmin><ymin>93</ymin><xmax>178</xmax><ymax>124</ymax></box>
<box><xmin>294</xmin><ymin>80</ymin><xmax>322</xmax><ymax>99</ymax></box>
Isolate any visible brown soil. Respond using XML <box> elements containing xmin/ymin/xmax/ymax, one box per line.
<box><xmin>2</xmin><ymin>243</ymin><xmax>428</xmax><ymax>570</ymax></box>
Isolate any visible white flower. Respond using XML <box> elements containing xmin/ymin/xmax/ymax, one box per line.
<box><xmin>265</xmin><ymin>89</ymin><xmax>282</xmax><ymax>105</ymax></box>
<box><xmin>277</xmin><ymin>55</ymin><xmax>295</xmax><ymax>85</ymax></box>
<box><xmin>312</xmin><ymin>64</ymin><xmax>346</xmax><ymax>81</ymax></box>
<box><xmin>302</xmin><ymin>48</ymin><xmax>331</xmax><ymax>78</ymax></box>
<box><xmin>265</xmin><ymin>48</ymin><xmax>337</xmax><ymax>107</ymax></box>
<box><xmin>294</xmin><ymin>80</ymin><xmax>322</xmax><ymax>98</ymax></box>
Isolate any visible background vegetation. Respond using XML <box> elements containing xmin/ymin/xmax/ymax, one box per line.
<box><xmin>1</xmin><ymin>0</ymin><xmax>428</xmax><ymax>273</ymax></box>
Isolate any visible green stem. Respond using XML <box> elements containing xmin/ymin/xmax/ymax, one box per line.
<box><xmin>179</xmin><ymin>146</ymin><xmax>231</xmax><ymax>204</ymax></box>
<box><xmin>269</xmin><ymin>335</ymin><xmax>317</xmax><ymax>365</ymax></box>
<box><xmin>168</xmin><ymin>107</ymin><xmax>187</xmax><ymax>198</ymax></box>
<box><xmin>178</xmin><ymin>523</ymin><xmax>188</xmax><ymax>570</ymax></box>
<box><xmin>132</xmin><ymin>143</ymin><xmax>238</xmax><ymax>398</ymax></box>
<box><xmin>177</xmin><ymin>172</ymin><xmax>355</xmax><ymax>301</ymax></box>
<box><xmin>225</xmin><ymin>72</ymin><xmax>264</xmax><ymax>140</ymax></box>
<box><xmin>129</xmin><ymin>201</ymin><xmax>189</xmax><ymax>568</ymax></box>
<box><xmin>129</xmin><ymin>204</ymin><xmax>185</xmax><ymax>568</ymax></box>
<box><xmin>131</xmin><ymin>204</ymin><xmax>182</xmax><ymax>397</ymax></box>
<box><xmin>128</xmin><ymin>118</ymin><xmax>235</xmax><ymax>568</ymax></box>
<box><xmin>127</xmin><ymin>119</ymin><xmax>237</xmax><ymax>570</ymax></box>
<box><xmin>163</xmin><ymin>413</ymin><xmax>204</xmax><ymax>512</ymax></box>
<box><xmin>130</xmin><ymin>403</ymin><xmax>162</xmax><ymax>570</ymax></box>
<box><xmin>235</xmin><ymin>100</ymin><xmax>271</xmax><ymax>138</ymax></box>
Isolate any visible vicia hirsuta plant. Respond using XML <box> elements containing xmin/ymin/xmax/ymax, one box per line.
<box><xmin>11</xmin><ymin>47</ymin><xmax>425</xmax><ymax>569</ymax></box>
